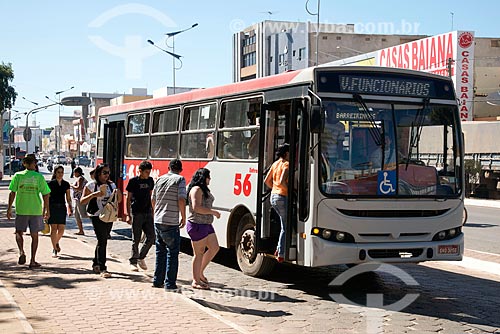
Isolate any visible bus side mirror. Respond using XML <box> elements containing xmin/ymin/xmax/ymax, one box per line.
<box><xmin>310</xmin><ymin>105</ymin><xmax>325</xmax><ymax>133</ymax></box>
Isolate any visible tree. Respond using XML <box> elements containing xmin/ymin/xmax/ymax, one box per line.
<box><xmin>0</xmin><ymin>62</ymin><xmax>17</xmax><ymax>112</ymax></box>
<box><xmin>1</xmin><ymin>62</ymin><xmax>18</xmax><ymax>171</ymax></box>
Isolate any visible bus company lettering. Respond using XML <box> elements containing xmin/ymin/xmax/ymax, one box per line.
<box><xmin>248</xmin><ymin>167</ymin><xmax>258</xmax><ymax>173</ymax></box>
<box><xmin>379</xmin><ymin>33</ymin><xmax>454</xmax><ymax>73</ymax></box>
<box><xmin>339</xmin><ymin>76</ymin><xmax>431</xmax><ymax>97</ymax></box>
<box><xmin>127</xmin><ymin>164</ymin><xmax>160</xmax><ymax>181</ymax></box>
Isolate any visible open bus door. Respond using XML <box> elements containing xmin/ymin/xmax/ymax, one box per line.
<box><xmin>103</xmin><ymin>119</ymin><xmax>126</xmax><ymax>214</ymax></box>
<box><xmin>253</xmin><ymin>85</ymin><xmax>310</xmax><ymax>269</ymax></box>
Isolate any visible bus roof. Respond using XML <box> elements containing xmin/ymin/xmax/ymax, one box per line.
<box><xmin>99</xmin><ymin>69</ymin><xmax>308</xmax><ymax>116</ymax></box>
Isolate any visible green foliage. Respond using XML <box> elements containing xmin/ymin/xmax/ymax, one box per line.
<box><xmin>464</xmin><ymin>159</ymin><xmax>482</xmax><ymax>185</ymax></box>
<box><xmin>0</xmin><ymin>62</ymin><xmax>18</xmax><ymax>113</ymax></box>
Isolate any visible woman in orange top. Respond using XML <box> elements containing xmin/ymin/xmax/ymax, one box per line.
<box><xmin>264</xmin><ymin>143</ymin><xmax>289</xmax><ymax>263</ymax></box>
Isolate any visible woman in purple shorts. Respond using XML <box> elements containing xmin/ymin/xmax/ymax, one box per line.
<box><xmin>186</xmin><ymin>168</ymin><xmax>220</xmax><ymax>289</ymax></box>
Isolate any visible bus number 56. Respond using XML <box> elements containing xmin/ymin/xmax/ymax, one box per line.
<box><xmin>234</xmin><ymin>173</ymin><xmax>251</xmax><ymax>196</ymax></box>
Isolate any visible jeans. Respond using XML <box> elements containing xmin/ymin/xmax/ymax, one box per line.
<box><xmin>270</xmin><ymin>194</ymin><xmax>287</xmax><ymax>257</ymax></box>
<box><xmin>153</xmin><ymin>224</ymin><xmax>180</xmax><ymax>289</ymax></box>
<box><xmin>129</xmin><ymin>213</ymin><xmax>155</xmax><ymax>264</ymax></box>
<box><xmin>91</xmin><ymin>216</ymin><xmax>113</xmax><ymax>271</ymax></box>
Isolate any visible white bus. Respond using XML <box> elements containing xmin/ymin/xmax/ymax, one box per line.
<box><xmin>97</xmin><ymin>66</ymin><xmax>465</xmax><ymax>276</ymax></box>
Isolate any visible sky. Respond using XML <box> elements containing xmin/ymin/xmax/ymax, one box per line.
<box><xmin>1</xmin><ymin>0</ymin><xmax>499</xmax><ymax>128</ymax></box>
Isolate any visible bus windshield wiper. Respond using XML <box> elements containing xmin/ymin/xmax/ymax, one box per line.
<box><xmin>406</xmin><ymin>97</ymin><xmax>430</xmax><ymax>168</ymax></box>
<box><xmin>353</xmin><ymin>94</ymin><xmax>382</xmax><ymax>146</ymax></box>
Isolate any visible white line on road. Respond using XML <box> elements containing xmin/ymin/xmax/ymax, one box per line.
<box><xmin>441</xmin><ymin>256</ymin><xmax>500</xmax><ymax>277</ymax></box>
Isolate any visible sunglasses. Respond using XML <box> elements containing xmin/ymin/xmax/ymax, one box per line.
<box><xmin>102</xmin><ymin>170</ymin><xmax>110</xmax><ymax>175</ymax></box>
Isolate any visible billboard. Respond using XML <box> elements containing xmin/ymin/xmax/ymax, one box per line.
<box><xmin>326</xmin><ymin>31</ymin><xmax>475</xmax><ymax>121</ymax></box>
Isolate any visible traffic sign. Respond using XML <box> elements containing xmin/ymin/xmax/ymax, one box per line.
<box><xmin>23</xmin><ymin>127</ymin><xmax>32</xmax><ymax>141</ymax></box>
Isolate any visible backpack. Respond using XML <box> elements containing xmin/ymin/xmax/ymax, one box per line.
<box><xmin>99</xmin><ymin>189</ymin><xmax>119</xmax><ymax>223</ymax></box>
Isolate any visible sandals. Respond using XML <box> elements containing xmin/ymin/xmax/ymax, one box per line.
<box><xmin>191</xmin><ymin>281</ymin><xmax>210</xmax><ymax>290</ymax></box>
<box><xmin>29</xmin><ymin>262</ymin><xmax>41</xmax><ymax>269</ymax></box>
<box><xmin>18</xmin><ymin>254</ymin><xmax>26</xmax><ymax>265</ymax></box>
<box><xmin>200</xmin><ymin>276</ymin><xmax>209</xmax><ymax>284</ymax></box>
<box><xmin>56</xmin><ymin>243</ymin><xmax>61</xmax><ymax>252</ymax></box>
<box><xmin>74</xmin><ymin>231</ymin><xmax>85</xmax><ymax>236</ymax></box>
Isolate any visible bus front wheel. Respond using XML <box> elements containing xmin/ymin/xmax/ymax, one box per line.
<box><xmin>235</xmin><ymin>214</ymin><xmax>276</xmax><ymax>277</ymax></box>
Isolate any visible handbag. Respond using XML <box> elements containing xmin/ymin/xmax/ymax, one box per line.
<box><xmin>41</xmin><ymin>221</ymin><xmax>50</xmax><ymax>234</ymax></box>
<box><xmin>99</xmin><ymin>190</ymin><xmax>119</xmax><ymax>223</ymax></box>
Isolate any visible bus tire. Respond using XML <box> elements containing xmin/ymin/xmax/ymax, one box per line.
<box><xmin>235</xmin><ymin>214</ymin><xmax>276</xmax><ymax>277</ymax></box>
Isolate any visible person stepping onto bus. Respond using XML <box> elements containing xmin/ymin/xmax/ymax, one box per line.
<box><xmin>264</xmin><ymin>143</ymin><xmax>290</xmax><ymax>263</ymax></box>
<box><xmin>186</xmin><ymin>168</ymin><xmax>221</xmax><ymax>289</ymax></box>
<box><xmin>126</xmin><ymin>160</ymin><xmax>155</xmax><ymax>272</ymax></box>
<box><xmin>151</xmin><ymin>159</ymin><xmax>187</xmax><ymax>290</ymax></box>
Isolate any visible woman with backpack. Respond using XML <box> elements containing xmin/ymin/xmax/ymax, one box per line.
<box><xmin>80</xmin><ymin>163</ymin><xmax>122</xmax><ymax>278</ymax></box>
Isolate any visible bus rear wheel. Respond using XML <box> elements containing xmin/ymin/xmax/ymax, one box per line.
<box><xmin>235</xmin><ymin>214</ymin><xmax>276</xmax><ymax>277</ymax></box>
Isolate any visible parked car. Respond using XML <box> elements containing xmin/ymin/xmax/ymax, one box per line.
<box><xmin>4</xmin><ymin>160</ymin><xmax>24</xmax><ymax>173</ymax></box>
<box><xmin>75</xmin><ymin>155</ymin><xmax>91</xmax><ymax>167</ymax></box>
<box><xmin>54</xmin><ymin>155</ymin><xmax>67</xmax><ymax>165</ymax></box>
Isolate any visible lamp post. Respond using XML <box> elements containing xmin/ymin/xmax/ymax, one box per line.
<box><xmin>165</xmin><ymin>23</ymin><xmax>198</xmax><ymax>94</ymax></box>
<box><xmin>147</xmin><ymin>40</ymin><xmax>183</xmax><ymax>91</ymax></box>
<box><xmin>305</xmin><ymin>0</ymin><xmax>320</xmax><ymax>66</ymax></box>
<box><xmin>54</xmin><ymin>86</ymin><xmax>74</xmax><ymax>155</ymax></box>
<box><xmin>23</xmin><ymin>96</ymin><xmax>90</xmax><ymax>157</ymax></box>
<box><xmin>7</xmin><ymin>110</ymin><xmax>21</xmax><ymax>176</ymax></box>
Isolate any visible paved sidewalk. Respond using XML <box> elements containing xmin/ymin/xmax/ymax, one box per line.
<box><xmin>0</xmin><ymin>221</ymin><xmax>241</xmax><ymax>334</ymax></box>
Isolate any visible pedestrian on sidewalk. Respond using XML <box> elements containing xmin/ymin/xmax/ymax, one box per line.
<box><xmin>126</xmin><ymin>160</ymin><xmax>155</xmax><ymax>272</ymax></box>
<box><xmin>80</xmin><ymin>163</ymin><xmax>122</xmax><ymax>278</ymax></box>
<box><xmin>186</xmin><ymin>168</ymin><xmax>220</xmax><ymax>289</ymax></box>
<box><xmin>7</xmin><ymin>155</ymin><xmax>51</xmax><ymax>269</ymax></box>
<box><xmin>47</xmin><ymin>166</ymin><xmax>73</xmax><ymax>258</ymax></box>
<box><xmin>151</xmin><ymin>159</ymin><xmax>187</xmax><ymax>290</ymax></box>
<box><xmin>71</xmin><ymin>167</ymin><xmax>88</xmax><ymax>235</ymax></box>
<box><xmin>70</xmin><ymin>159</ymin><xmax>76</xmax><ymax>178</ymax></box>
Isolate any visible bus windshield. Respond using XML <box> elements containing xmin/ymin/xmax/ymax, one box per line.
<box><xmin>320</xmin><ymin>100</ymin><xmax>462</xmax><ymax>197</ymax></box>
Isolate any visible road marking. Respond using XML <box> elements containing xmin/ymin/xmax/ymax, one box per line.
<box><xmin>0</xmin><ymin>278</ymin><xmax>35</xmax><ymax>334</ymax></box>
<box><xmin>440</xmin><ymin>256</ymin><xmax>500</xmax><ymax>277</ymax></box>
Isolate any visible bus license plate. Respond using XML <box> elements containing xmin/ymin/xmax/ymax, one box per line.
<box><xmin>438</xmin><ymin>245</ymin><xmax>459</xmax><ymax>255</ymax></box>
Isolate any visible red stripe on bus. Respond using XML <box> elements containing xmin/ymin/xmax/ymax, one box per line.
<box><xmin>99</xmin><ymin>70</ymin><xmax>302</xmax><ymax>116</ymax></box>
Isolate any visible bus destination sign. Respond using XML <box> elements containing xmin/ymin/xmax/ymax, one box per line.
<box><xmin>316</xmin><ymin>71</ymin><xmax>455</xmax><ymax>99</ymax></box>
<box><xmin>338</xmin><ymin>75</ymin><xmax>434</xmax><ymax>97</ymax></box>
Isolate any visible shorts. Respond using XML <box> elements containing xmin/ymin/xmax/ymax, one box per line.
<box><xmin>15</xmin><ymin>215</ymin><xmax>44</xmax><ymax>233</ymax></box>
<box><xmin>186</xmin><ymin>221</ymin><xmax>215</xmax><ymax>242</ymax></box>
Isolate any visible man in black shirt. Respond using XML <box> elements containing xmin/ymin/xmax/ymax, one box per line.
<box><xmin>126</xmin><ymin>160</ymin><xmax>155</xmax><ymax>271</ymax></box>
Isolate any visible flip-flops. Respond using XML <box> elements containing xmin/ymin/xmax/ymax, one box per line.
<box><xmin>74</xmin><ymin>231</ymin><xmax>85</xmax><ymax>236</ymax></box>
<box><xmin>18</xmin><ymin>254</ymin><xmax>26</xmax><ymax>265</ymax></box>
<box><xmin>28</xmin><ymin>262</ymin><xmax>41</xmax><ymax>269</ymax></box>
<box><xmin>200</xmin><ymin>276</ymin><xmax>209</xmax><ymax>284</ymax></box>
<box><xmin>56</xmin><ymin>243</ymin><xmax>61</xmax><ymax>252</ymax></box>
<box><xmin>191</xmin><ymin>281</ymin><xmax>210</xmax><ymax>290</ymax></box>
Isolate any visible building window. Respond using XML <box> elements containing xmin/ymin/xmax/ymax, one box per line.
<box><xmin>365</xmin><ymin>37</ymin><xmax>371</xmax><ymax>41</ymax></box>
<box><xmin>243</xmin><ymin>52</ymin><xmax>256</xmax><ymax>67</ymax></box>
<box><xmin>336</xmin><ymin>36</ymin><xmax>342</xmax><ymax>40</ymax></box>
<box><xmin>243</xmin><ymin>34</ymin><xmax>256</xmax><ymax>47</ymax></box>
<box><xmin>278</xmin><ymin>53</ymin><xmax>287</xmax><ymax>66</ymax></box>
<box><xmin>491</xmin><ymin>40</ymin><xmax>500</xmax><ymax>47</ymax></box>
<box><xmin>298</xmin><ymin>47</ymin><xmax>306</xmax><ymax>61</ymax></box>
<box><xmin>322</xmin><ymin>36</ymin><xmax>328</xmax><ymax>40</ymax></box>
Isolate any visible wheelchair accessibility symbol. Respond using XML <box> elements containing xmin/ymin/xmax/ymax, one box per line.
<box><xmin>377</xmin><ymin>170</ymin><xmax>396</xmax><ymax>195</ymax></box>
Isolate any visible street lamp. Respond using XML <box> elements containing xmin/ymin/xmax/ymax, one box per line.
<box><xmin>165</xmin><ymin>23</ymin><xmax>198</xmax><ymax>94</ymax></box>
<box><xmin>24</xmin><ymin>96</ymin><xmax>90</xmax><ymax>156</ymax></box>
<box><xmin>147</xmin><ymin>39</ymin><xmax>183</xmax><ymax>91</ymax></box>
<box><xmin>305</xmin><ymin>0</ymin><xmax>321</xmax><ymax>66</ymax></box>
<box><xmin>22</xmin><ymin>96</ymin><xmax>39</xmax><ymax>106</ymax></box>
<box><xmin>54</xmin><ymin>86</ymin><xmax>74</xmax><ymax>155</ymax></box>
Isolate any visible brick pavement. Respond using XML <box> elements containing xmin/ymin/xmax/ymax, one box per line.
<box><xmin>0</xmin><ymin>184</ymin><xmax>243</xmax><ymax>334</ymax></box>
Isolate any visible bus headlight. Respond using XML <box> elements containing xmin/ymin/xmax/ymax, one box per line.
<box><xmin>311</xmin><ymin>228</ymin><xmax>354</xmax><ymax>243</ymax></box>
<box><xmin>432</xmin><ymin>227</ymin><xmax>462</xmax><ymax>241</ymax></box>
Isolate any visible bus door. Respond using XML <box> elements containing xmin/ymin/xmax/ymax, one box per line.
<box><xmin>103</xmin><ymin>119</ymin><xmax>126</xmax><ymax>195</ymax></box>
<box><xmin>256</xmin><ymin>85</ymin><xmax>309</xmax><ymax>262</ymax></box>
